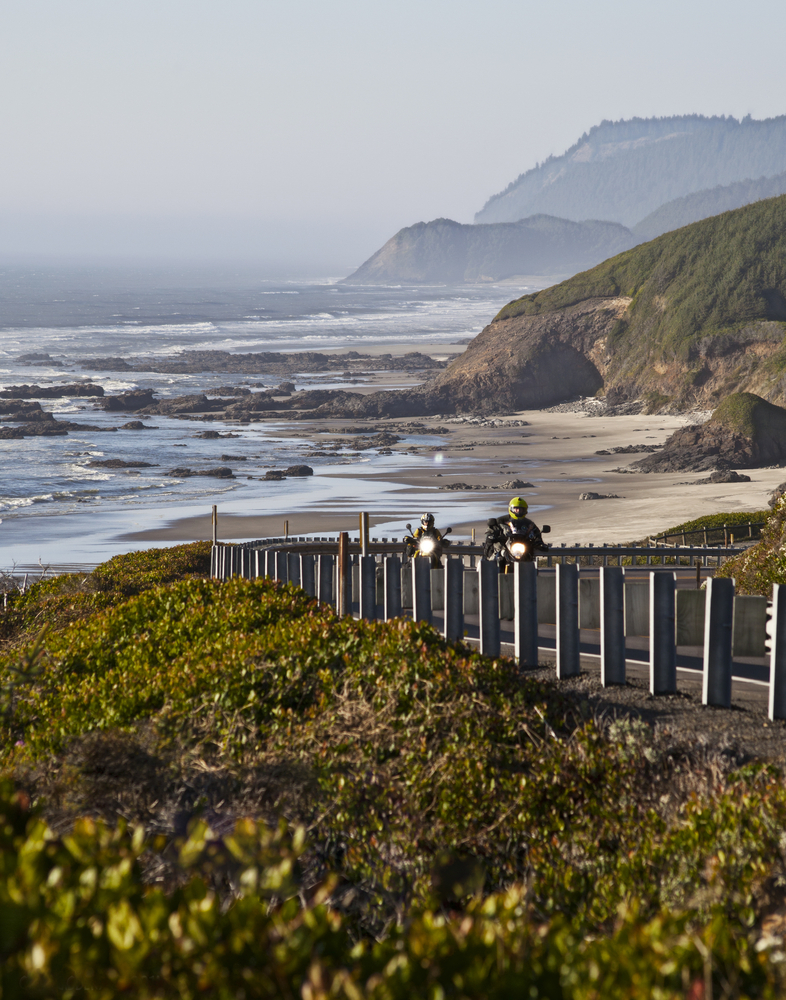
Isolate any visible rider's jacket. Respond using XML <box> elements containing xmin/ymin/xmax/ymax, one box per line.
<box><xmin>413</xmin><ymin>526</ymin><xmax>445</xmax><ymax>543</ymax></box>
<box><xmin>485</xmin><ymin>515</ymin><xmax>545</xmax><ymax>558</ymax></box>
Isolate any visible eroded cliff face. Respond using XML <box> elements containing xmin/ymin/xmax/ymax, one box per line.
<box><xmin>422</xmin><ymin>297</ymin><xmax>786</xmax><ymax>416</ymax></box>
<box><xmin>425</xmin><ymin>297</ymin><xmax>629</xmax><ymax>413</ymax></box>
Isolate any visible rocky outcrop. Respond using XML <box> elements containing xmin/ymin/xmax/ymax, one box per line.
<box><xmin>635</xmin><ymin>393</ymin><xmax>786</xmax><ymax>472</ymax></box>
<box><xmin>0</xmin><ymin>383</ymin><xmax>104</xmax><ymax>398</ymax></box>
<box><xmin>100</xmin><ymin>389</ymin><xmax>157</xmax><ymax>411</ymax></box>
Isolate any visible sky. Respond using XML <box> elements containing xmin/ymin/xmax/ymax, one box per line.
<box><xmin>1</xmin><ymin>0</ymin><xmax>785</xmax><ymax>273</ymax></box>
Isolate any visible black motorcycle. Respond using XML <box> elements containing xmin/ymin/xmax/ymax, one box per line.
<box><xmin>404</xmin><ymin>523</ymin><xmax>452</xmax><ymax>568</ymax></box>
<box><xmin>485</xmin><ymin>518</ymin><xmax>550</xmax><ymax>571</ymax></box>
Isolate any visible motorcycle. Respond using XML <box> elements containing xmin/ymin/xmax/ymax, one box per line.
<box><xmin>485</xmin><ymin>518</ymin><xmax>550</xmax><ymax>571</ymax></box>
<box><xmin>404</xmin><ymin>523</ymin><xmax>452</xmax><ymax>568</ymax></box>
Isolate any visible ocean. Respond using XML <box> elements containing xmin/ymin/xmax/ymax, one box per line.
<box><xmin>0</xmin><ymin>263</ymin><xmax>545</xmax><ymax>570</ymax></box>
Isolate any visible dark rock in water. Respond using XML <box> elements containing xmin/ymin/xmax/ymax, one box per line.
<box><xmin>87</xmin><ymin>459</ymin><xmax>156</xmax><ymax>468</ymax></box>
<box><xmin>0</xmin><ymin>427</ymin><xmax>25</xmax><ymax>439</ymax></box>
<box><xmin>80</xmin><ymin>357</ymin><xmax>135</xmax><ymax>370</ymax></box>
<box><xmin>1</xmin><ymin>409</ymin><xmax>56</xmax><ymax>422</ymax></box>
<box><xmin>193</xmin><ymin>430</ymin><xmax>238</xmax><ymax>439</ymax></box>
<box><xmin>769</xmin><ymin>482</ymin><xmax>786</xmax><ymax>507</ymax></box>
<box><xmin>220</xmin><ymin>454</ymin><xmax>246</xmax><ymax>461</ymax></box>
<box><xmin>0</xmin><ymin>400</ymin><xmax>43</xmax><ymax>416</ymax></box>
<box><xmin>212</xmin><ymin>386</ymin><xmax>251</xmax><ymax>396</ymax></box>
<box><xmin>264</xmin><ymin>470</ymin><xmax>286</xmax><ymax>480</ymax></box>
<box><xmin>278</xmin><ymin>381</ymin><xmax>296</xmax><ymax>393</ymax></box>
<box><xmin>695</xmin><ymin>470</ymin><xmax>752</xmax><ymax>484</ymax></box>
<box><xmin>283</xmin><ymin>465</ymin><xmax>313</xmax><ymax>476</ymax></box>
<box><xmin>120</xmin><ymin>421</ymin><xmax>156</xmax><ymax>430</ymax></box>
<box><xmin>15</xmin><ymin>422</ymin><xmax>69</xmax><ymax>436</ymax></box>
<box><xmin>101</xmin><ymin>389</ymin><xmax>157</xmax><ymax>412</ymax></box>
<box><xmin>168</xmin><ymin>466</ymin><xmax>234</xmax><ymax>479</ymax></box>
<box><xmin>0</xmin><ymin>382</ymin><xmax>104</xmax><ymax>399</ymax></box>
<box><xmin>636</xmin><ymin>393</ymin><xmax>786</xmax><ymax>472</ymax></box>
<box><xmin>140</xmin><ymin>394</ymin><xmax>222</xmax><ymax>416</ymax></box>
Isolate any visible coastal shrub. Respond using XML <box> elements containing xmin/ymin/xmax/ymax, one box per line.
<box><xmin>4</xmin><ymin>545</ymin><xmax>786</xmax><ymax>990</ymax></box>
<box><xmin>0</xmin><ymin>780</ymin><xmax>783</xmax><ymax>1000</ymax></box>
<box><xmin>717</xmin><ymin>496</ymin><xmax>786</xmax><ymax>594</ymax></box>
<box><xmin>0</xmin><ymin>542</ymin><xmax>211</xmax><ymax>649</ymax></box>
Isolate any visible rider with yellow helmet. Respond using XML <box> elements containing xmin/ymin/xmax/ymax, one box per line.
<box><xmin>484</xmin><ymin>496</ymin><xmax>550</xmax><ymax>567</ymax></box>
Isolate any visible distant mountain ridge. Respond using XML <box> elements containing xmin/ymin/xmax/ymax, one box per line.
<box><xmin>476</xmin><ymin>115</ymin><xmax>786</xmax><ymax>227</ymax></box>
<box><xmin>343</xmin><ymin>216</ymin><xmax>634</xmax><ymax>285</ymax></box>
<box><xmin>632</xmin><ymin>170</ymin><xmax>786</xmax><ymax>241</ymax></box>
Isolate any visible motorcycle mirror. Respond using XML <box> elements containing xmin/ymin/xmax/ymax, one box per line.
<box><xmin>542</xmin><ymin>525</ymin><xmax>551</xmax><ymax>533</ymax></box>
<box><xmin>444</xmin><ymin>526</ymin><xmax>452</xmax><ymax>535</ymax></box>
<box><xmin>487</xmin><ymin>517</ymin><xmax>498</xmax><ymax>527</ymax></box>
<box><xmin>406</xmin><ymin>523</ymin><xmax>412</xmax><ymax>533</ymax></box>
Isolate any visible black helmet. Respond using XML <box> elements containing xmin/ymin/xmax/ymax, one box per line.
<box><xmin>421</xmin><ymin>512</ymin><xmax>435</xmax><ymax>527</ymax></box>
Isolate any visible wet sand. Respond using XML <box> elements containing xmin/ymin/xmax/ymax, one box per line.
<box><xmin>124</xmin><ymin>407</ymin><xmax>782</xmax><ymax>547</ymax></box>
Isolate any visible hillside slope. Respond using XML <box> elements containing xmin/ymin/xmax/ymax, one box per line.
<box><xmin>476</xmin><ymin>114</ymin><xmax>786</xmax><ymax>227</ymax></box>
<box><xmin>633</xmin><ymin>170</ymin><xmax>786</xmax><ymax>241</ymax></box>
<box><xmin>344</xmin><ymin>216</ymin><xmax>634</xmax><ymax>284</ymax></box>
<box><xmin>427</xmin><ymin>194</ymin><xmax>786</xmax><ymax>413</ymax></box>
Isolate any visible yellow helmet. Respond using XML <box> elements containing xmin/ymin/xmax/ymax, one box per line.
<box><xmin>508</xmin><ymin>496</ymin><xmax>528</xmax><ymax>519</ymax></box>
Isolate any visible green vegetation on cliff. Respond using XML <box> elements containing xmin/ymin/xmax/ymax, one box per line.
<box><xmin>3</xmin><ymin>544</ymin><xmax>786</xmax><ymax>995</ymax></box>
<box><xmin>491</xmin><ymin>196</ymin><xmax>786</xmax><ymax>408</ymax></box>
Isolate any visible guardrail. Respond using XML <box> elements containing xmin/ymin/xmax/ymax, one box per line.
<box><xmin>653</xmin><ymin>520</ymin><xmax>766</xmax><ymax>547</ymax></box>
<box><xmin>209</xmin><ymin>532</ymin><xmax>786</xmax><ymax>722</ymax></box>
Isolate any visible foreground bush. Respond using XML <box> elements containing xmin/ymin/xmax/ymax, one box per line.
<box><xmin>717</xmin><ymin>497</ymin><xmax>786</xmax><ymax>594</ymax></box>
<box><xmin>2</xmin><ymin>543</ymin><xmax>786</xmax><ymax>995</ymax></box>
<box><xmin>0</xmin><ymin>783</ymin><xmax>781</xmax><ymax>1000</ymax></box>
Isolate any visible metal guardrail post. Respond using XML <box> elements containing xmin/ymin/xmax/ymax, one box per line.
<box><xmin>360</xmin><ymin>512</ymin><xmax>370</xmax><ymax>557</ymax></box>
<box><xmin>412</xmin><ymin>558</ymin><xmax>432</xmax><ymax>624</ymax></box>
<box><xmin>317</xmin><ymin>554</ymin><xmax>334</xmax><ymax>606</ymax></box>
<box><xmin>702</xmin><ymin>577</ymin><xmax>734</xmax><ymax>707</ymax></box>
<box><xmin>478</xmin><ymin>559</ymin><xmax>500</xmax><ymax>657</ymax></box>
<box><xmin>600</xmin><ymin>565</ymin><xmax>625</xmax><ymax>686</ymax></box>
<box><xmin>444</xmin><ymin>557</ymin><xmax>464</xmax><ymax>642</ymax></box>
<box><xmin>513</xmin><ymin>561</ymin><xmax>537</xmax><ymax>666</ymax></box>
<box><xmin>556</xmin><ymin>562</ymin><xmax>580</xmax><ymax>679</ymax></box>
<box><xmin>337</xmin><ymin>532</ymin><xmax>350</xmax><ymax>617</ymax></box>
<box><xmin>359</xmin><ymin>554</ymin><xmax>376</xmax><ymax>620</ymax></box>
<box><xmin>300</xmin><ymin>554</ymin><xmax>316</xmax><ymax>597</ymax></box>
<box><xmin>212</xmin><ymin>504</ymin><xmax>218</xmax><ymax>545</ymax></box>
<box><xmin>650</xmin><ymin>571</ymin><xmax>676</xmax><ymax>694</ymax></box>
<box><xmin>210</xmin><ymin>545</ymin><xmax>217</xmax><ymax>579</ymax></box>
<box><xmin>768</xmin><ymin>584</ymin><xmax>786</xmax><ymax>720</ymax></box>
<box><xmin>383</xmin><ymin>555</ymin><xmax>402</xmax><ymax>620</ymax></box>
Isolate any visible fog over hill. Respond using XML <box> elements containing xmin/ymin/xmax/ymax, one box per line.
<box><xmin>475</xmin><ymin>115</ymin><xmax>786</xmax><ymax>227</ymax></box>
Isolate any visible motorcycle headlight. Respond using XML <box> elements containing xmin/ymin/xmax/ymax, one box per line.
<box><xmin>510</xmin><ymin>541</ymin><xmax>528</xmax><ymax>558</ymax></box>
<box><xmin>419</xmin><ymin>538</ymin><xmax>436</xmax><ymax>555</ymax></box>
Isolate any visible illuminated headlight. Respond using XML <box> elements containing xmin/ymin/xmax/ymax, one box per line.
<box><xmin>419</xmin><ymin>538</ymin><xmax>436</xmax><ymax>555</ymax></box>
<box><xmin>510</xmin><ymin>541</ymin><xmax>528</xmax><ymax>558</ymax></box>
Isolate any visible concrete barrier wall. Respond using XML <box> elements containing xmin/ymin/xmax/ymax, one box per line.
<box><xmin>431</xmin><ymin>568</ymin><xmax>444</xmax><ymax>611</ymax></box>
<box><xmin>464</xmin><ymin>570</ymin><xmax>479</xmax><ymax>615</ymax></box>
<box><xmin>625</xmin><ymin>583</ymin><xmax>649</xmax><ymax>636</ymax></box>
<box><xmin>733</xmin><ymin>595</ymin><xmax>768</xmax><ymax>656</ymax></box>
<box><xmin>538</xmin><ymin>574</ymin><xmax>556</xmax><ymax>624</ymax></box>
<box><xmin>579</xmin><ymin>578</ymin><xmax>600</xmax><ymax>629</ymax></box>
<box><xmin>676</xmin><ymin>590</ymin><xmax>705</xmax><ymax>645</ymax></box>
<box><xmin>499</xmin><ymin>574</ymin><xmax>514</xmax><ymax>620</ymax></box>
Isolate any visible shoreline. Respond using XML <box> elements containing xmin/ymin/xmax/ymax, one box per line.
<box><xmin>120</xmin><ymin>407</ymin><xmax>782</xmax><ymax>548</ymax></box>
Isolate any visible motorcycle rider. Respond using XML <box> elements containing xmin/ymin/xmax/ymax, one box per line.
<box><xmin>404</xmin><ymin>512</ymin><xmax>451</xmax><ymax>567</ymax></box>
<box><xmin>484</xmin><ymin>496</ymin><xmax>550</xmax><ymax>567</ymax></box>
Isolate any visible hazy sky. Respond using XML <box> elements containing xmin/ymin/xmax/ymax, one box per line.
<box><xmin>1</xmin><ymin>0</ymin><xmax>785</xmax><ymax>271</ymax></box>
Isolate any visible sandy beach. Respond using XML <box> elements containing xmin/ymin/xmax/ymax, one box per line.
<box><xmin>122</xmin><ymin>405</ymin><xmax>782</xmax><ymax>548</ymax></box>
